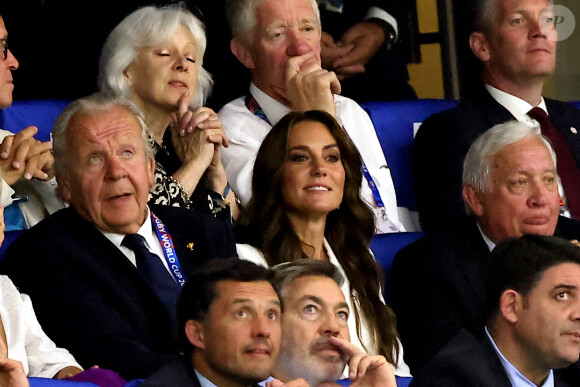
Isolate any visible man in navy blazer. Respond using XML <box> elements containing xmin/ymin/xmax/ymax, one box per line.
<box><xmin>0</xmin><ymin>93</ymin><xmax>237</xmax><ymax>381</ymax></box>
<box><xmin>390</xmin><ymin>121</ymin><xmax>580</xmax><ymax>373</ymax></box>
<box><xmin>409</xmin><ymin>235</ymin><xmax>580</xmax><ymax>387</ymax></box>
<box><xmin>413</xmin><ymin>0</ymin><xmax>580</xmax><ymax>232</ymax></box>
<box><xmin>143</xmin><ymin>258</ymin><xmax>280</xmax><ymax>387</ymax></box>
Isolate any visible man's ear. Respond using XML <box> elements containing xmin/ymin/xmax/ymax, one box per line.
<box><xmin>231</xmin><ymin>38</ymin><xmax>255</xmax><ymax>70</ymax></box>
<box><xmin>146</xmin><ymin>157</ymin><xmax>155</xmax><ymax>189</ymax></box>
<box><xmin>470</xmin><ymin>31</ymin><xmax>491</xmax><ymax>62</ymax></box>
<box><xmin>499</xmin><ymin>289</ymin><xmax>522</xmax><ymax>324</ymax></box>
<box><xmin>463</xmin><ymin>184</ymin><xmax>485</xmax><ymax>217</ymax></box>
<box><xmin>185</xmin><ymin>320</ymin><xmax>206</xmax><ymax>350</ymax></box>
<box><xmin>57</xmin><ymin>175</ymin><xmax>72</xmax><ymax>203</ymax></box>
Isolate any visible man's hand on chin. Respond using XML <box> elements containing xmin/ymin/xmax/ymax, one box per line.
<box><xmin>283</xmin><ymin>52</ymin><xmax>341</xmax><ymax>116</ymax></box>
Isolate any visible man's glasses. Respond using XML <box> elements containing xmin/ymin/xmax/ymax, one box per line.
<box><xmin>1</xmin><ymin>40</ymin><xmax>8</xmax><ymax>60</ymax></box>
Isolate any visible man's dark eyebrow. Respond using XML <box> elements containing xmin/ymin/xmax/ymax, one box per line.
<box><xmin>552</xmin><ymin>284</ymin><xmax>577</xmax><ymax>292</ymax></box>
<box><xmin>232</xmin><ymin>298</ymin><xmax>281</xmax><ymax>307</ymax></box>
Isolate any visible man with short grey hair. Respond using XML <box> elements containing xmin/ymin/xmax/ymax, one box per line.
<box><xmin>218</xmin><ymin>0</ymin><xmax>415</xmax><ymax>233</ymax></box>
<box><xmin>1</xmin><ymin>92</ymin><xmax>236</xmax><ymax>381</ymax></box>
<box><xmin>390</xmin><ymin>120</ymin><xmax>580</xmax><ymax>373</ymax></box>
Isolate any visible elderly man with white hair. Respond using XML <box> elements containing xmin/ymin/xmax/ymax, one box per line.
<box><xmin>389</xmin><ymin>120</ymin><xmax>580</xmax><ymax>374</ymax></box>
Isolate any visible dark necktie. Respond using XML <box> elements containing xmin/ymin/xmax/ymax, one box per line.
<box><xmin>122</xmin><ymin>234</ymin><xmax>181</xmax><ymax>321</ymax></box>
<box><xmin>528</xmin><ymin>107</ymin><xmax>580</xmax><ymax>218</ymax></box>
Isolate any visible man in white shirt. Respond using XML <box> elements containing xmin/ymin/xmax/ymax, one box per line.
<box><xmin>0</xmin><ymin>14</ymin><xmax>64</xmax><ymax>228</ymax></box>
<box><xmin>410</xmin><ymin>234</ymin><xmax>580</xmax><ymax>387</ymax></box>
<box><xmin>413</xmin><ymin>0</ymin><xmax>580</xmax><ymax>232</ymax></box>
<box><xmin>219</xmin><ymin>0</ymin><xmax>414</xmax><ymax>233</ymax></box>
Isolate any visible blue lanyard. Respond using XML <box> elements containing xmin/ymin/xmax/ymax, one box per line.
<box><xmin>245</xmin><ymin>91</ymin><xmax>387</xmax><ymax>221</ymax></box>
<box><xmin>151</xmin><ymin>212</ymin><xmax>186</xmax><ymax>286</ymax></box>
<box><xmin>361</xmin><ymin>163</ymin><xmax>388</xmax><ymax>221</ymax></box>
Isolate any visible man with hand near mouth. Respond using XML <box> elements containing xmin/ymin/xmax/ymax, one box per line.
<box><xmin>267</xmin><ymin>259</ymin><xmax>396</xmax><ymax>387</ymax></box>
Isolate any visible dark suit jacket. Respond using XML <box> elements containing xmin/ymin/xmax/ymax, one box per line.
<box><xmin>388</xmin><ymin>215</ymin><xmax>580</xmax><ymax>373</ymax></box>
<box><xmin>142</xmin><ymin>357</ymin><xmax>262</xmax><ymax>387</ymax></box>
<box><xmin>141</xmin><ymin>358</ymin><xmax>201</xmax><ymax>387</ymax></box>
<box><xmin>319</xmin><ymin>0</ymin><xmax>416</xmax><ymax>102</ymax></box>
<box><xmin>0</xmin><ymin>205</ymin><xmax>237</xmax><ymax>381</ymax></box>
<box><xmin>409</xmin><ymin>329</ymin><xmax>580</xmax><ymax>387</ymax></box>
<box><xmin>413</xmin><ymin>87</ymin><xmax>580</xmax><ymax>232</ymax></box>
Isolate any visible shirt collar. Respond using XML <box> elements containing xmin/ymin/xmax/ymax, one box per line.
<box><xmin>100</xmin><ymin>207</ymin><xmax>158</xmax><ymax>264</ymax></box>
<box><xmin>249</xmin><ymin>83</ymin><xmax>291</xmax><ymax>126</ymax></box>
<box><xmin>476</xmin><ymin>223</ymin><xmax>496</xmax><ymax>252</ymax></box>
<box><xmin>194</xmin><ymin>369</ymin><xmax>219</xmax><ymax>387</ymax></box>
<box><xmin>485</xmin><ymin>84</ymin><xmax>548</xmax><ymax>123</ymax></box>
<box><xmin>485</xmin><ymin>326</ymin><xmax>555</xmax><ymax>387</ymax></box>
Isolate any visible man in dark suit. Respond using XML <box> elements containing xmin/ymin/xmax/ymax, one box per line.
<box><xmin>143</xmin><ymin>258</ymin><xmax>281</xmax><ymax>387</ymax></box>
<box><xmin>410</xmin><ymin>234</ymin><xmax>580</xmax><ymax>387</ymax></box>
<box><xmin>413</xmin><ymin>0</ymin><xmax>580</xmax><ymax>232</ymax></box>
<box><xmin>390</xmin><ymin>120</ymin><xmax>580</xmax><ymax>373</ymax></box>
<box><xmin>0</xmin><ymin>93</ymin><xmax>237</xmax><ymax>381</ymax></box>
<box><xmin>318</xmin><ymin>0</ymin><xmax>417</xmax><ymax>102</ymax></box>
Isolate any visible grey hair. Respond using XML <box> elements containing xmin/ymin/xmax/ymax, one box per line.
<box><xmin>462</xmin><ymin>120</ymin><xmax>557</xmax><ymax>210</ymax></box>
<box><xmin>269</xmin><ymin>259</ymin><xmax>344</xmax><ymax>299</ymax></box>
<box><xmin>52</xmin><ymin>92</ymin><xmax>155</xmax><ymax>179</ymax></box>
<box><xmin>225</xmin><ymin>0</ymin><xmax>320</xmax><ymax>43</ymax></box>
<box><xmin>97</xmin><ymin>2</ymin><xmax>212</xmax><ymax>109</ymax></box>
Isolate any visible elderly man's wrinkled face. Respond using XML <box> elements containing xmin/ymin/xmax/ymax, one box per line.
<box><xmin>274</xmin><ymin>275</ymin><xmax>350</xmax><ymax>385</ymax></box>
<box><xmin>469</xmin><ymin>136</ymin><xmax>560</xmax><ymax>243</ymax></box>
<box><xmin>58</xmin><ymin>106</ymin><xmax>154</xmax><ymax>234</ymax></box>
<box><xmin>0</xmin><ymin>16</ymin><xmax>19</xmax><ymax>109</ymax></box>
<box><xmin>239</xmin><ymin>0</ymin><xmax>321</xmax><ymax>100</ymax></box>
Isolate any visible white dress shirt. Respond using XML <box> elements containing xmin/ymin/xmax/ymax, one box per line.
<box><xmin>0</xmin><ymin>275</ymin><xmax>81</xmax><ymax>377</ymax></box>
<box><xmin>100</xmin><ymin>207</ymin><xmax>174</xmax><ymax>277</ymax></box>
<box><xmin>219</xmin><ymin>83</ymin><xmax>410</xmax><ymax>232</ymax></box>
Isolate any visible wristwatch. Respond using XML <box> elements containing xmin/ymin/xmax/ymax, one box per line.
<box><xmin>367</xmin><ymin>18</ymin><xmax>397</xmax><ymax>51</ymax></box>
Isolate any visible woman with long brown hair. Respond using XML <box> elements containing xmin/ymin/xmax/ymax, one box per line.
<box><xmin>236</xmin><ymin>110</ymin><xmax>410</xmax><ymax>376</ymax></box>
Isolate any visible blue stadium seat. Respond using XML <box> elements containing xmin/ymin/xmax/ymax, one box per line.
<box><xmin>0</xmin><ymin>99</ymin><xmax>71</xmax><ymax>141</ymax></box>
<box><xmin>361</xmin><ymin>99</ymin><xmax>460</xmax><ymax>211</ymax></box>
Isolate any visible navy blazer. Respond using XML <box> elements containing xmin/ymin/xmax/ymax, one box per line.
<box><xmin>142</xmin><ymin>357</ymin><xmax>262</xmax><ymax>387</ymax></box>
<box><xmin>389</xmin><ymin>215</ymin><xmax>580</xmax><ymax>373</ymax></box>
<box><xmin>410</xmin><ymin>329</ymin><xmax>580</xmax><ymax>387</ymax></box>
<box><xmin>0</xmin><ymin>204</ymin><xmax>237</xmax><ymax>381</ymax></box>
<box><xmin>413</xmin><ymin>87</ymin><xmax>580</xmax><ymax>232</ymax></box>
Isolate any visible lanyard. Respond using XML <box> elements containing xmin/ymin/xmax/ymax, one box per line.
<box><xmin>245</xmin><ymin>93</ymin><xmax>271</xmax><ymax>125</ymax></box>
<box><xmin>151</xmin><ymin>211</ymin><xmax>186</xmax><ymax>286</ymax></box>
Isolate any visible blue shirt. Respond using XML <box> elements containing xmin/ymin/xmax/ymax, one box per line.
<box><xmin>485</xmin><ymin>327</ymin><xmax>554</xmax><ymax>387</ymax></box>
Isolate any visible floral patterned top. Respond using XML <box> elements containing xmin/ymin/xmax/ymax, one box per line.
<box><xmin>148</xmin><ymin>131</ymin><xmax>232</xmax><ymax>223</ymax></box>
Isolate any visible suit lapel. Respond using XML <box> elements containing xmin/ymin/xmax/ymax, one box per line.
<box><xmin>66</xmin><ymin>207</ymin><xmax>176</xmax><ymax>335</ymax></box>
<box><xmin>451</xmin><ymin>218</ymin><xmax>491</xmax><ymax>321</ymax></box>
<box><xmin>474</xmin><ymin>88</ymin><xmax>516</xmax><ymax>128</ymax></box>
